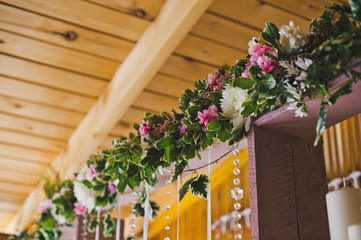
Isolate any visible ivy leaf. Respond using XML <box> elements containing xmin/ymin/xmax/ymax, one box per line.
<box><xmin>233</xmin><ymin>77</ymin><xmax>256</xmax><ymax>89</ymax></box>
<box><xmin>262</xmin><ymin>22</ymin><xmax>280</xmax><ymax>47</ymax></box>
<box><xmin>186</xmin><ymin>123</ymin><xmax>203</xmax><ymax>131</ymax></box>
<box><xmin>314</xmin><ymin>102</ymin><xmax>327</xmax><ymax>146</ymax></box>
<box><xmin>116</xmin><ymin>177</ymin><xmax>127</xmax><ymax>193</ymax></box>
<box><xmin>155</xmin><ymin>135</ymin><xmax>173</xmax><ymax>150</ymax></box>
<box><xmin>102</xmin><ymin>214</ymin><xmax>115</xmax><ymax>237</ymax></box>
<box><xmin>182</xmin><ymin>145</ymin><xmax>196</xmax><ymax>160</ymax></box>
<box><xmin>81</xmin><ymin>180</ymin><xmax>93</xmax><ymax>189</ymax></box>
<box><xmin>95</xmin><ymin>195</ymin><xmax>108</xmax><ymax>207</ymax></box>
<box><xmin>327</xmin><ymin>81</ymin><xmax>353</xmax><ymax>105</ymax></box>
<box><xmin>350</xmin><ymin>0</ymin><xmax>361</xmax><ymax>21</ymax></box>
<box><xmin>206</xmin><ymin>121</ymin><xmax>221</xmax><ymax>131</ymax></box>
<box><xmin>190</xmin><ymin>174</ymin><xmax>209</xmax><ymax>199</ymax></box>
<box><xmin>264</xmin><ymin>75</ymin><xmax>276</xmax><ymax>89</ymax></box>
<box><xmin>88</xmin><ymin>215</ymin><xmax>98</xmax><ymax>232</ymax></box>
<box><xmin>171</xmin><ymin>160</ymin><xmax>187</xmax><ymax>182</ymax></box>
<box><xmin>179</xmin><ymin>177</ymin><xmax>196</xmax><ymax>201</ymax></box>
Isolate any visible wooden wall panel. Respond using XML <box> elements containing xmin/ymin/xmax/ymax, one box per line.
<box><xmin>0</xmin><ymin>156</ymin><xmax>47</xmax><ymax>174</ymax></box>
<box><xmin>0</xmin><ymin>4</ymin><xmax>135</xmax><ymax>62</ymax></box>
<box><xmin>2</xmin><ymin>0</ymin><xmax>149</xmax><ymax>41</ymax></box>
<box><xmin>0</xmin><ymin>143</ymin><xmax>56</xmax><ymax>164</ymax></box>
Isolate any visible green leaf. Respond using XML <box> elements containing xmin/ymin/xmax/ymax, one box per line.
<box><xmin>327</xmin><ymin>81</ymin><xmax>353</xmax><ymax>105</ymax></box>
<box><xmin>154</xmin><ymin>135</ymin><xmax>173</xmax><ymax>150</ymax></box>
<box><xmin>171</xmin><ymin>160</ymin><xmax>187</xmax><ymax>182</ymax></box>
<box><xmin>217</xmin><ymin>127</ymin><xmax>232</xmax><ymax>142</ymax></box>
<box><xmin>233</xmin><ymin>77</ymin><xmax>256</xmax><ymax>90</ymax></box>
<box><xmin>179</xmin><ymin>177</ymin><xmax>196</xmax><ymax>201</ymax></box>
<box><xmin>190</xmin><ymin>174</ymin><xmax>209</xmax><ymax>199</ymax></box>
<box><xmin>95</xmin><ymin>195</ymin><xmax>108</xmax><ymax>207</ymax></box>
<box><xmin>350</xmin><ymin>0</ymin><xmax>361</xmax><ymax>21</ymax></box>
<box><xmin>314</xmin><ymin>103</ymin><xmax>327</xmax><ymax>146</ymax></box>
<box><xmin>206</xmin><ymin>121</ymin><xmax>221</xmax><ymax>131</ymax></box>
<box><xmin>88</xmin><ymin>215</ymin><xmax>98</xmax><ymax>232</ymax></box>
<box><xmin>81</xmin><ymin>180</ymin><xmax>93</xmax><ymax>189</ymax></box>
<box><xmin>186</xmin><ymin>123</ymin><xmax>203</xmax><ymax>131</ymax></box>
<box><xmin>116</xmin><ymin>177</ymin><xmax>127</xmax><ymax>193</ymax></box>
<box><xmin>264</xmin><ymin>75</ymin><xmax>276</xmax><ymax>89</ymax></box>
<box><xmin>102</xmin><ymin>214</ymin><xmax>115</xmax><ymax>237</ymax></box>
<box><xmin>200</xmin><ymin>133</ymin><xmax>214</xmax><ymax>150</ymax></box>
<box><xmin>182</xmin><ymin>144</ymin><xmax>196</xmax><ymax>160</ymax></box>
<box><xmin>262</xmin><ymin>22</ymin><xmax>280</xmax><ymax>47</ymax></box>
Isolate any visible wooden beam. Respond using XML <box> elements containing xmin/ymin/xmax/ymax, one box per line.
<box><xmin>7</xmin><ymin>0</ymin><xmax>214</xmax><ymax>232</ymax></box>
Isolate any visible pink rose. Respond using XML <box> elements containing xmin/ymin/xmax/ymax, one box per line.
<box><xmin>38</xmin><ymin>199</ymin><xmax>53</xmax><ymax>213</ymax></box>
<box><xmin>88</xmin><ymin>165</ymin><xmax>97</xmax><ymax>177</ymax></box>
<box><xmin>74</xmin><ymin>203</ymin><xmax>86</xmax><ymax>215</ymax></box>
<box><xmin>208</xmin><ymin>74</ymin><xmax>225</xmax><ymax>91</ymax></box>
<box><xmin>198</xmin><ymin>105</ymin><xmax>219</xmax><ymax>131</ymax></box>
<box><xmin>139</xmin><ymin>120</ymin><xmax>149</xmax><ymax>139</ymax></box>
<box><xmin>178</xmin><ymin>119</ymin><xmax>186</xmax><ymax>135</ymax></box>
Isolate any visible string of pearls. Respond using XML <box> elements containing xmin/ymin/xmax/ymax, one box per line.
<box><xmin>164</xmin><ymin>180</ymin><xmax>171</xmax><ymax>240</ymax></box>
<box><xmin>129</xmin><ymin>192</ymin><xmax>138</xmax><ymax>240</ymax></box>
<box><xmin>231</xmin><ymin>149</ymin><xmax>244</xmax><ymax>240</ymax></box>
<box><xmin>81</xmin><ymin>216</ymin><xmax>88</xmax><ymax>240</ymax></box>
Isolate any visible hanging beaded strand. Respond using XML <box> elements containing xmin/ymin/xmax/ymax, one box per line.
<box><xmin>129</xmin><ymin>192</ymin><xmax>138</xmax><ymax>240</ymax></box>
<box><xmin>231</xmin><ymin>149</ymin><xmax>244</xmax><ymax>240</ymax></box>
<box><xmin>164</xmin><ymin>180</ymin><xmax>171</xmax><ymax>240</ymax></box>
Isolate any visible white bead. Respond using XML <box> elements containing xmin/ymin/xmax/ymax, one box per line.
<box><xmin>233</xmin><ymin>168</ymin><xmax>240</xmax><ymax>176</ymax></box>
<box><xmin>132</xmin><ymin>209</ymin><xmax>136</xmax><ymax>213</ymax></box>
<box><xmin>234</xmin><ymin>223</ymin><xmax>242</xmax><ymax>231</ymax></box>
<box><xmin>233</xmin><ymin>158</ymin><xmax>240</xmax><ymax>165</ymax></box>
<box><xmin>233</xmin><ymin>178</ymin><xmax>240</xmax><ymax>185</ymax></box>
<box><xmin>166</xmin><ymin>180</ymin><xmax>171</xmax><ymax>185</ymax></box>
<box><xmin>165</xmin><ymin>226</ymin><xmax>170</xmax><ymax>231</ymax></box>
<box><xmin>166</xmin><ymin>191</ymin><xmax>170</xmax><ymax>195</ymax></box>
<box><xmin>165</xmin><ymin>216</ymin><xmax>170</xmax><ymax>220</ymax></box>
<box><xmin>131</xmin><ymin>224</ymin><xmax>136</xmax><ymax>229</ymax></box>
<box><xmin>233</xmin><ymin>149</ymin><xmax>239</xmax><ymax>156</ymax></box>
<box><xmin>164</xmin><ymin>238</ymin><xmax>170</xmax><ymax>240</ymax></box>
<box><xmin>165</xmin><ymin>205</ymin><xmax>171</xmax><ymax>211</ymax></box>
<box><xmin>132</xmin><ymin>200</ymin><xmax>137</xmax><ymax>204</ymax></box>
<box><xmin>130</xmin><ymin>233</ymin><xmax>135</xmax><ymax>237</ymax></box>
<box><xmin>234</xmin><ymin>234</ymin><xmax>242</xmax><ymax>240</ymax></box>
<box><xmin>133</xmin><ymin>192</ymin><xmax>137</xmax><ymax>196</ymax></box>
<box><xmin>234</xmin><ymin>202</ymin><xmax>241</xmax><ymax>210</ymax></box>
<box><xmin>131</xmin><ymin>216</ymin><xmax>136</xmax><ymax>221</ymax></box>
<box><xmin>234</xmin><ymin>212</ymin><xmax>242</xmax><ymax>221</ymax></box>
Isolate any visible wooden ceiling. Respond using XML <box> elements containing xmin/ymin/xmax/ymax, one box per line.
<box><xmin>0</xmin><ymin>0</ymin><xmax>340</xmax><ymax>232</ymax></box>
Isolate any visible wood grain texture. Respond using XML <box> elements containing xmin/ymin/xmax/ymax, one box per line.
<box><xmin>248</xmin><ymin>124</ymin><xmax>329</xmax><ymax>239</ymax></box>
<box><xmin>0</xmin><ymin>4</ymin><xmax>135</xmax><ymax>62</ymax></box>
<box><xmin>0</xmin><ymin>113</ymin><xmax>74</xmax><ymax>140</ymax></box>
<box><xmin>2</xmin><ymin>0</ymin><xmax>149</xmax><ymax>41</ymax></box>
<box><xmin>0</xmin><ymin>156</ymin><xmax>47</xmax><ymax>173</ymax></box>
<box><xmin>146</xmin><ymin>73</ymin><xmax>194</xmax><ymax>98</ymax></box>
<box><xmin>0</xmin><ymin>55</ymin><xmax>106</xmax><ymax>98</ymax></box>
<box><xmin>0</xmin><ymin>30</ymin><xmax>120</xmax><ymax>79</ymax></box>
<box><xmin>86</xmin><ymin>0</ymin><xmax>165</xmax><ymax>21</ymax></box>
<box><xmin>8</xmin><ymin>0</ymin><xmax>215</xmax><ymax>231</ymax></box>
<box><xmin>0</xmin><ymin>143</ymin><xmax>56</xmax><ymax>164</ymax></box>
<box><xmin>0</xmin><ymin>76</ymin><xmax>95</xmax><ymax>113</ymax></box>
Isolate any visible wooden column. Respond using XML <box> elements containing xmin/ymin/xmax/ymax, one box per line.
<box><xmin>248</xmin><ymin>125</ymin><xmax>329</xmax><ymax>240</ymax></box>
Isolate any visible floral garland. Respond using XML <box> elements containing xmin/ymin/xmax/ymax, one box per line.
<box><xmin>9</xmin><ymin>1</ymin><xmax>361</xmax><ymax>239</ymax></box>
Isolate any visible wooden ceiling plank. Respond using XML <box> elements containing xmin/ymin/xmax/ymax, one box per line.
<box><xmin>0</xmin><ymin>76</ymin><xmax>96</xmax><ymax>113</ymax></box>
<box><xmin>175</xmin><ymin>34</ymin><xmax>246</xmax><ymax>67</ymax></box>
<box><xmin>0</xmin><ymin>193</ymin><xmax>24</xmax><ymax>206</ymax></box>
<box><xmin>2</xmin><ymin>0</ymin><xmax>149</xmax><ymax>41</ymax></box>
<box><xmin>7</xmin><ymin>0</ymin><xmax>214</xmax><ymax>231</ymax></box>
<box><xmin>191</xmin><ymin>12</ymin><xmax>259</xmax><ymax>51</ymax></box>
<box><xmin>0</xmin><ymin>156</ymin><xmax>47</xmax><ymax>174</ymax></box>
<box><xmin>262</xmin><ymin>0</ymin><xmax>333</xmax><ymax>20</ymax></box>
<box><xmin>0</xmin><ymin>55</ymin><xmax>106</xmax><ymax>98</ymax></box>
<box><xmin>209</xmin><ymin>0</ymin><xmax>310</xmax><ymax>31</ymax></box>
<box><xmin>146</xmin><ymin>73</ymin><xmax>194</xmax><ymax>98</ymax></box>
<box><xmin>132</xmin><ymin>91</ymin><xmax>180</xmax><ymax>113</ymax></box>
<box><xmin>0</xmin><ymin>129</ymin><xmax>65</xmax><ymax>152</ymax></box>
<box><xmin>0</xmin><ymin>4</ymin><xmax>135</xmax><ymax>62</ymax></box>
<box><xmin>121</xmin><ymin>107</ymin><xmax>152</xmax><ymax>125</ymax></box>
<box><xmin>0</xmin><ymin>113</ymin><xmax>73</xmax><ymax>141</ymax></box>
<box><xmin>0</xmin><ymin>182</ymin><xmax>34</xmax><ymax>197</ymax></box>
<box><xmin>110</xmin><ymin>122</ymin><xmax>137</xmax><ymax>138</ymax></box>
<box><xmin>0</xmin><ymin>202</ymin><xmax>22</xmax><ymax>213</ymax></box>
<box><xmin>0</xmin><ymin>30</ymin><xmax>120</xmax><ymax>79</ymax></box>
<box><xmin>160</xmin><ymin>54</ymin><xmax>215</xmax><ymax>81</ymax></box>
<box><xmin>0</xmin><ymin>95</ymin><xmax>84</xmax><ymax>128</ymax></box>
<box><xmin>0</xmin><ymin>170</ymin><xmax>41</xmax><ymax>187</ymax></box>
<box><xmin>86</xmin><ymin>0</ymin><xmax>166</xmax><ymax>21</ymax></box>
<box><xmin>0</xmin><ymin>143</ymin><xmax>56</xmax><ymax>164</ymax></box>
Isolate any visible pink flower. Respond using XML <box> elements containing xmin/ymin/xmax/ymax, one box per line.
<box><xmin>242</xmin><ymin>38</ymin><xmax>278</xmax><ymax>77</ymax></box>
<box><xmin>208</xmin><ymin>74</ymin><xmax>225</xmax><ymax>91</ymax></box>
<box><xmin>74</xmin><ymin>203</ymin><xmax>86</xmax><ymax>215</ymax></box>
<box><xmin>178</xmin><ymin>119</ymin><xmax>186</xmax><ymax>135</ymax></box>
<box><xmin>108</xmin><ymin>182</ymin><xmax>117</xmax><ymax>194</ymax></box>
<box><xmin>88</xmin><ymin>165</ymin><xmax>97</xmax><ymax>177</ymax></box>
<box><xmin>139</xmin><ymin>120</ymin><xmax>149</xmax><ymax>139</ymax></box>
<box><xmin>198</xmin><ymin>105</ymin><xmax>219</xmax><ymax>131</ymax></box>
<box><xmin>38</xmin><ymin>199</ymin><xmax>53</xmax><ymax>213</ymax></box>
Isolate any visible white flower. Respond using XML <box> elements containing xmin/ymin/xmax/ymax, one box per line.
<box><xmin>285</xmin><ymin>83</ymin><xmax>301</xmax><ymax>100</ymax></box>
<box><xmin>286</xmin><ymin>98</ymin><xmax>308</xmax><ymax>118</ymax></box>
<box><xmin>220</xmin><ymin>84</ymin><xmax>250</xmax><ymax>131</ymax></box>
<box><xmin>295</xmin><ymin>57</ymin><xmax>312</xmax><ymax>70</ymax></box>
<box><xmin>51</xmin><ymin>208</ymin><xmax>66</xmax><ymax>225</ymax></box>
<box><xmin>279</xmin><ymin>21</ymin><xmax>306</xmax><ymax>52</ymax></box>
<box><xmin>279</xmin><ymin>60</ymin><xmax>297</xmax><ymax>77</ymax></box>
<box><xmin>74</xmin><ymin>167</ymin><xmax>97</xmax><ymax>212</ymax></box>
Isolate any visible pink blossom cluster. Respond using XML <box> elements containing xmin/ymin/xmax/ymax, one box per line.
<box><xmin>88</xmin><ymin>164</ymin><xmax>97</xmax><ymax>178</ymax></box>
<box><xmin>242</xmin><ymin>38</ymin><xmax>278</xmax><ymax>78</ymax></box>
<box><xmin>198</xmin><ymin>105</ymin><xmax>219</xmax><ymax>131</ymax></box>
<box><xmin>74</xmin><ymin>202</ymin><xmax>86</xmax><ymax>215</ymax></box>
<box><xmin>178</xmin><ymin>118</ymin><xmax>186</xmax><ymax>135</ymax></box>
<box><xmin>208</xmin><ymin>74</ymin><xmax>226</xmax><ymax>91</ymax></box>
<box><xmin>38</xmin><ymin>199</ymin><xmax>54</xmax><ymax>214</ymax></box>
<box><xmin>139</xmin><ymin>120</ymin><xmax>149</xmax><ymax>139</ymax></box>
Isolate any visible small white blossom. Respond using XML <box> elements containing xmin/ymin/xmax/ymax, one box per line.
<box><xmin>279</xmin><ymin>21</ymin><xmax>306</xmax><ymax>52</ymax></box>
<box><xmin>74</xmin><ymin>167</ymin><xmax>98</xmax><ymax>213</ymax></box>
<box><xmin>295</xmin><ymin>57</ymin><xmax>313</xmax><ymax>70</ymax></box>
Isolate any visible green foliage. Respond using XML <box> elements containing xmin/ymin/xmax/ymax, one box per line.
<box><xmin>102</xmin><ymin>214</ymin><xmax>115</xmax><ymax>237</ymax></box>
<box><xmin>179</xmin><ymin>174</ymin><xmax>209</xmax><ymax>201</ymax></box>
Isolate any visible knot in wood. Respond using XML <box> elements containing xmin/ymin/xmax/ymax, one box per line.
<box><xmin>53</xmin><ymin>31</ymin><xmax>78</xmax><ymax>41</ymax></box>
<box><xmin>135</xmin><ymin>9</ymin><xmax>146</xmax><ymax>18</ymax></box>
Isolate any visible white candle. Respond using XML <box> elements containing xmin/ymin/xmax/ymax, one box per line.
<box><xmin>326</xmin><ymin>187</ymin><xmax>361</xmax><ymax>240</ymax></box>
<box><xmin>348</xmin><ymin>223</ymin><xmax>361</xmax><ymax>240</ymax></box>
